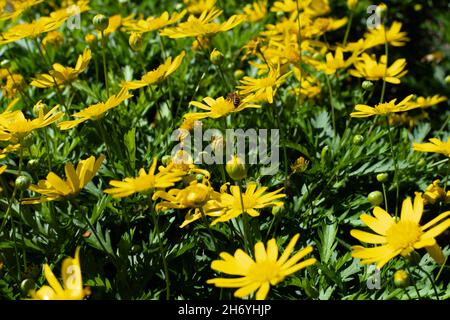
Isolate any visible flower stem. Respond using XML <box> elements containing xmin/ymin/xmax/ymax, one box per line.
<box><xmin>385</xmin><ymin>118</ymin><xmax>399</xmax><ymax>217</ymax></box>
<box><xmin>325</xmin><ymin>74</ymin><xmax>336</xmax><ymax>132</ymax></box>
<box><xmin>416</xmin><ymin>266</ymin><xmax>440</xmax><ymax>300</ymax></box>
<box><xmin>199</xmin><ymin>207</ymin><xmax>218</xmax><ymax>251</ymax></box>
<box><xmin>150</xmin><ymin>199</ymin><xmax>170</xmax><ymax>300</ymax></box>
<box><xmin>380</xmin><ymin>24</ymin><xmax>389</xmax><ymax>104</ymax></box>
<box><xmin>343</xmin><ymin>12</ymin><xmax>354</xmax><ymax>46</ymax></box>
<box><xmin>101</xmin><ymin>31</ymin><xmax>110</xmax><ymax>97</ymax></box>
<box><xmin>237</xmin><ymin>181</ymin><xmax>252</xmax><ymax>253</ymax></box>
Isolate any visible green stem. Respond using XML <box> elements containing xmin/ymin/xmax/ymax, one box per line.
<box><xmin>416</xmin><ymin>266</ymin><xmax>440</xmax><ymax>300</ymax></box>
<box><xmin>325</xmin><ymin>74</ymin><xmax>336</xmax><ymax>132</ymax></box>
<box><xmin>382</xmin><ymin>182</ymin><xmax>389</xmax><ymax>212</ymax></box>
<box><xmin>385</xmin><ymin>118</ymin><xmax>399</xmax><ymax>217</ymax></box>
<box><xmin>237</xmin><ymin>181</ymin><xmax>251</xmax><ymax>253</ymax></box>
<box><xmin>380</xmin><ymin>24</ymin><xmax>389</xmax><ymax>104</ymax></box>
<box><xmin>149</xmin><ymin>198</ymin><xmax>170</xmax><ymax>300</ymax></box>
<box><xmin>199</xmin><ymin>207</ymin><xmax>218</xmax><ymax>251</ymax></box>
<box><xmin>101</xmin><ymin>31</ymin><xmax>110</xmax><ymax>97</ymax></box>
<box><xmin>343</xmin><ymin>12</ymin><xmax>354</xmax><ymax>46</ymax></box>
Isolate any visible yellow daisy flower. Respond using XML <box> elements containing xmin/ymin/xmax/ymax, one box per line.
<box><xmin>184</xmin><ymin>96</ymin><xmax>260</xmax><ymax>121</ymax></box>
<box><xmin>351</xmin><ymin>194</ymin><xmax>450</xmax><ymax>269</ymax></box>
<box><xmin>104</xmin><ymin>158</ymin><xmax>186</xmax><ymax>198</ymax></box>
<box><xmin>207</xmin><ymin>234</ymin><xmax>316</xmax><ymax>300</ymax></box>
<box><xmin>211</xmin><ymin>182</ymin><xmax>285</xmax><ymax>226</ymax></box>
<box><xmin>58</xmin><ymin>88</ymin><xmax>133</xmax><ymax>130</ymax></box>
<box><xmin>237</xmin><ymin>65</ymin><xmax>292</xmax><ymax>104</ymax></box>
<box><xmin>42</xmin><ymin>31</ymin><xmax>64</xmax><ymax>47</ymax></box>
<box><xmin>2</xmin><ymin>73</ymin><xmax>25</xmax><ymax>99</ymax></box>
<box><xmin>183</xmin><ymin>0</ymin><xmax>217</xmax><ymax>14</ymax></box>
<box><xmin>0</xmin><ymin>0</ymin><xmax>43</xmax><ymax>21</ymax></box>
<box><xmin>243</xmin><ymin>1</ymin><xmax>267</xmax><ymax>22</ymax></box>
<box><xmin>349</xmin><ymin>54</ymin><xmax>407</xmax><ymax>84</ymax></box>
<box><xmin>22</xmin><ymin>155</ymin><xmax>106</xmax><ymax>204</ymax></box>
<box><xmin>31</xmin><ymin>48</ymin><xmax>92</xmax><ymax>88</ymax></box>
<box><xmin>153</xmin><ymin>181</ymin><xmax>224</xmax><ymax>228</ymax></box>
<box><xmin>160</xmin><ymin>8</ymin><xmax>245</xmax><ymax>39</ymax></box>
<box><xmin>121</xmin><ymin>51</ymin><xmax>185</xmax><ymax>90</ymax></box>
<box><xmin>423</xmin><ymin>180</ymin><xmax>450</xmax><ymax>205</ymax></box>
<box><xmin>350</xmin><ymin>95</ymin><xmax>417</xmax><ymax>118</ymax></box>
<box><xmin>364</xmin><ymin>21</ymin><xmax>409</xmax><ymax>48</ymax></box>
<box><xmin>0</xmin><ymin>103</ymin><xmax>63</xmax><ymax>143</ymax></box>
<box><xmin>122</xmin><ymin>11</ymin><xmax>186</xmax><ymax>34</ymax></box>
<box><xmin>407</xmin><ymin>95</ymin><xmax>447</xmax><ymax>109</ymax></box>
<box><xmin>0</xmin><ymin>165</ymin><xmax>7</xmax><ymax>192</ymax></box>
<box><xmin>30</xmin><ymin>247</ymin><xmax>90</xmax><ymax>300</ymax></box>
<box><xmin>317</xmin><ymin>47</ymin><xmax>356</xmax><ymax>74</ymax></box>
<box><xmin>413</xmin><ymin>137</ymin><xmax>450</xmax><ymax>157</ymax></box>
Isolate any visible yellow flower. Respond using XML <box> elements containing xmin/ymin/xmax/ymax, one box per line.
<box><xmin>211</xmin><ymin>182</ymin><xmax>285</xmax><ymax>225</ymax></box>
<box><xmin>347</xmin><ymin>0</ymin><xmax>358</xmax><ymax>10</ymax></box>
<box><xmin>0</xmin><ymin>0</ymin><xmax>43</xmax><ymax>21</ymax></box>
<box><xmin>207</xmin><ymin>234</ymin><xmax>316</xmax><ymax>300</ymax></box>
<box><xmin>153</xmin><ymin>181</ymin><xmax>223</xmax><ymax>228</ymax></box>
<box><xmin>58</xmin><ymin>88</ymin><xmax>133</xmax><ymax>130</ymax></box>
<box><xmin>349</xmin><ymin>54</ymin><xmax>407</xmax><ymax>84</ymax></box>
<box><xmin>0</xmin><ymin>103</ymin><xmax>63</xmax><ymax>143</ymax></box>
<box><xmin>243</xmin><ymin>1</ymin><xmax>267</xmax><ymax>22</ymax></box>
<box><xmin>413</xmin><ymin>137</ymin><xmax>450</xmax><ymax>157</ymax></box>
<box><xmin>183</xmin><ymin>0</ymin><xmax>217</xmax><ymax>14</ymax></box>
<box><xmin>407</xmin><ymin>95</ymin><xmax>447</xmax><ymax>109</ymax></box>
<box><xmin>0</xmin><ymin>1</ymin><xmax>88</xmax><ymax>44</ymax></box>
<box><xmin>42</xmin><ymin>31</ymin><xmax>64</xmax><ymax>47</ymax></box>
<box><xmin>122</xmin><ymin>11</ymin><xmax>186</xmax><ymax>34</ymax></box>
<box><xmin>160</xmin><ymin>8</ymin><xmax>245</xmax><ymax>39</ymax></box>
<box><xmin>317</xmin><ymin>47</ymin><xmax>356</xmax><ymax>74</ymax></box>
<box><xmin>22</xmin><ymin>155</ymin><xmax>106</xmax><ymax>204</ymax></box>
<box><xmin>184</xmin><ymin>96</ymin><xmax>260</xmax><ymax>120</ymax></box>
<box><xmin>351</xmin><ymin>194</ymin><xmax>450</xmax><ymax>269</ymax></box>
<box><xmin>104</xmin><ymin>158</ymin><xmax>186</xmax><ymax>198</ymax></box>
<box><xmin>364</xmin><ymin>21</ymin><xmax>409</xmax><ymax>48</ymax></box>
<box><xmin>0</xmin><ymin>165</ymin><xmax>6</xmax><ymax>192</ymax></box>
<box><xmin>2</xmin><ymin>73</ymin><xmax>25</xmax><ymax>99</ymax></box>
<box><xmin>350</xmin><ymin>95</ymin><xmax>417</xmax><ymax>118</ymax></box>
<box><xmin>30</xmin><ymin>247</ymin><xmax>90</xmax><ymax>300</ymax></box>
<box><xmin>422</xmin><ymin>180</ymin><xmax>450</xmax><ymax>205</ymax></box>
<box><xmin>31</xmin><ymin>48</ymin><xmax>91</xmax><ymax>88</ymax></box>
<box><xmin>237</xmin><ymin>65</ymin><xmax>292</xmax><ymax>104</ymax></box>
<box><xmin>122</xmin><ymin>51</ymin><xmax>185</xmax><ymax>90</ymax></box>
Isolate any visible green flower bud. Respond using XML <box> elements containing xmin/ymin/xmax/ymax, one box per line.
<box><xmin>15</xmin><ymin>175</ymin><xmax>32</xmax><ymax>190</ymax></box>
<box><xmin>234</xmin><ymin>69</ymin><xmax>245</xmax><ymax>80</ymax></box>
<box><xmin>393</xmin><ymin>270</ymin><xmax>410</xmax><ymax>288</ymax></box>
<box><xmin>417</xmin><ymin>158</ymin><xmax>426</xmax><ymax>168</ymax></box>
<box><xmin>404</xmin><ymin>250</ymin><xmax>421</xmax><ymax>266</ymax></box>
<box><xmin>129</xmin><ymin>32</ymin><xmax>143</xmax><ymax>51</ymax></box>
<box><xmin>271</xmin><ymin>205</ymin><xmax>283</xmax><ymax>215</ymax></box>
<box><xmin>375</xmin><ymin>3</ymin><xmax>388</xmax><ymax>22</ymax></box>
<box><xmin>376</xmin><ymin>173</ymin><xmax>389</xmax><ymax>183</ymax></box>
<box><xmin>445</xmin><ymin>75</ymin><xmax>450</xmax><ymax>85</ymax></box>
<box><xmin>0</xmin><ymin>59</ymin><xmax>11</xmax><ymax>69</ymax></box>
<box><xmin>362</xmin><ymin>80</ymin><xmax>374</xmax><ymax>91</ymax></box>
<box><xmin>161</xmin><ymin>155</ymin><xmax>171</xmax><ymax>166</ymax></box>
<box><xmin>226</xmin><ymin>155</ymin><xmax>247</xmax><ymax>181</ymax></box>
<box><xmin>26</xmin><ymin>159</ymin><xmax>39</xmax><ymax>171</ymax></box>
<box><xmin>210</xmin><ymin>48</ymin><xmax>224</xmax><ymax>65</ymax></box>
<box><xmin>93</xmin><ymin>14</ymin><xmax>109</xmax><ymax>32</ymax></box>
<box><xmin>353</xmin><ymin>134</ymin><xmax>364</xmax><ymax>145</ymax></box>
<box><xmin>20</xmin><ymin>279</ymin><xmax>35</xmax><ymax>294</ymax></box>
<box><xmin>33</xmin><ymin>101</ymin><xmax>48</xmax><ymax>116</ymax></box>
<box><xmin>367</xmin><ymin>190</ymin><xmax>383</xmax><ymax>206</ymax></box>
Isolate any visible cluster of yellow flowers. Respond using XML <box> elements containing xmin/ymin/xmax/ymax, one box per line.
<box><xmin>0</xmin><ymin>0</ymin><xmax>449</xmax><ymax>301</ymax></box>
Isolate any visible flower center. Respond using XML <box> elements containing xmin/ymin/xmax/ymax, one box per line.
<box><xmin>386</xmin><ymin>220</ymin><xmax>422</xmax><ymax>251</ymax></box>
<box><xmin>248</xmin><ymin>261</ymin><xmax>284</xmax><ymax>284</ymax></box>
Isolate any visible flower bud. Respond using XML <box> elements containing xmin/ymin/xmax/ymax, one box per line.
<box><xmin>85</xmin><ymin>33</ymin><xmax>97</xmax><ymax>44</ymax></box>
<box><xmin>226</xmin><ymin>155</ymin><xmax>247</xmax><ymax>181</ymax></box>
<box><xmin>15</xmin><ymin>175</ymin><xmax>32</xmax><ymax>190</ymax></box>
<box><xmin>393</xmin><ymin>270</ymin><xmax>410</xmax><ymax>288</ymax></box>
<box><xmin>20</xmin><ymin>279</ymin><xmax>35</xmax><ymax>294</ymax></box>
<box><xmin>417</xmin><ymin>158</ymin><xmax>426</xmax><ymax>168</ymax></box>
<box><xmin>180</xmin><ymin>183</ymin><xmax>210</xmax><ymax>208</ymax></box>
<box><xmin>0</xmin><ymin>59</ymin><xmax>11</xmax><ymax>69</ymax></box>
<box><xmin>445</xmin><ymin>75</ymin><xmax>450</xmax><ymax>85</ymax></box>
<box><xmin>161</xmin><ymin>155</ymin><xmax>171</xmax><ymax>166</ymax></box>
<box><xmin>367</xmin><ymin>190</ymin><xmax>383</xmax><ymax>206</ymax></box>
<box><xmin>26</xmin><ymin>159</ymin><xmax>39</xmax><ymax>171</ymax></box>
<box><xmin>413</xmin><ymin>4</ymin><xmax>422</xmax><ymax>11</ymax></box>
<box><xmin>93</xmin><ymin>14</ymin><xmax>109</xmax><ymax>32</ymax></box>
<box><xmin>320</xmin><ymin>146</ymin><xmax>329</xmax><ymax>161</ymax></box>
<box><xmin>234</xmin><ymin>69</ymin><xmax>245</xmax><ymax>80</ymax></box>
<box><xmin>376</xmin><ymin>173</ymin><xmax>389</xmax><ymax>183</ymax></box>
<box><xmin>271</xmin><ymin>205</ymin><xmax>283</xmax><ymax>215</ymax></box>
<box><xmin>353</xmin><ymin>134</ymin><xmax>364</xmax><ymax>145</ymax></box>
<box><xmin>347</xmin><ymin>0</ymin><xmax>358</xmax><ymax>10</ymax></box>
<box><xmin>129</xmin><ymin>32</ymin><xmax>143</xmax><ymax>51</ymax></box>
<box><xmin>404</xmin><ymin>250</ymin><xmax>421</xmax><ymax>266</ymax></box>
<box><xmin>375</xmin><ymin>3</ymin><xmax>388</xmax><ymax>22</ymax></box>
<box><xmin>210</xmin><ymin>48</ymin><xmax>224</xmax><ymax>65</ymax></box>
<box><xmin>362</xmin><ymin>80</ymin><xmax>374</xmax><ymax>91</ymax></box>
<box><xmin>33</xmin><ymin>101</ymin><xmax>48</xmax><ymax>116</ymax></box>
